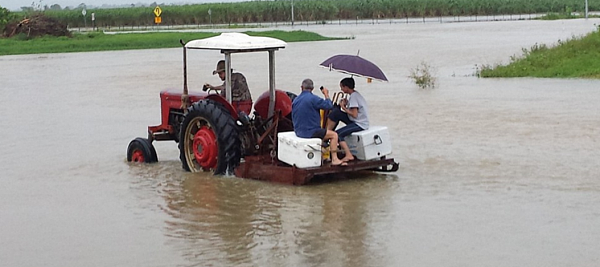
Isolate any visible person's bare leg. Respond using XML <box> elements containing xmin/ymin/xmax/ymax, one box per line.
<box><xmin>326</xmin><ymin>118</ymin><xmax>336</xmax><ymax>131</ymax></box>
<box><xmin>339</xmin><ymin>141</ymin><xmax>354</xmax><ymax>162</ymax></box>
<box><xmin>324</xmin><ymin>130</ymin><xmax>345</xmax><ymax>166</ymax></box>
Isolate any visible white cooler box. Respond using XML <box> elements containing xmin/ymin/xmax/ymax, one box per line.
<box><xmin>345</xmin><ymin>126</ymin><xmax>392</xmax><ymax>160</ymax></box>
<box><xmin>277</xmin><ymin>131</ymin><xmax>322</xmax><ymax>168</ymax></box>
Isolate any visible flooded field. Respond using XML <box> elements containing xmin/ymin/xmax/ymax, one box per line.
<box><xmin>1</xmin><ymin>19</ymin><xmax>600</xmax><ymax>266</ymax></box>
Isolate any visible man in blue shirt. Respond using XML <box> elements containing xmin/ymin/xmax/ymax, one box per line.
<box><xmin>292</xmin><ymin>79</ymin><xmax>346</xmax><ymax>166</ymax></box>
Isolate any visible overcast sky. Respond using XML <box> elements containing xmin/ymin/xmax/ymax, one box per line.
<box><xmin>0</xmin><ymin>0</ymin><xmax>246</xmax><ymax>11</ymax></box>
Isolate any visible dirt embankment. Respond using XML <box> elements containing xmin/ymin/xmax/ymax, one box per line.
<box><xmin>3</xmin><ymin>13</ymin><xmax>71</xmax><ymax>38</ymax></box>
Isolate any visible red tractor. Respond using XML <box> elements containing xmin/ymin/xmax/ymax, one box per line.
<box><xmin>127</xmin><ymin>33</ymin><xmax>397</xmax><ymax>185</ymax></box>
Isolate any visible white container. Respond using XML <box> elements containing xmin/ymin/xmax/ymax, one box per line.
<box><xmin>277</xmin><ymin>131</ymin><xmax>322</xmax><ymax>168</ymax></box>
<box><xmin>345</xmin><ymin>126</ymin><xmax>392</xmax><ymax>160</ymax></box>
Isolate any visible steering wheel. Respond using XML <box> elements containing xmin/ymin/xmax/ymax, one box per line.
<box><xmin>202</xmin><ymin>84</ymin><xmax>220</xmax><ymax>95</ymax></box>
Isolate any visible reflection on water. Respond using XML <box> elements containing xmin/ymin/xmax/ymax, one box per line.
<box><xmin>153</xmin><ymin>172</ymin><xmax>398</xmax><ymax>266</ymax></box>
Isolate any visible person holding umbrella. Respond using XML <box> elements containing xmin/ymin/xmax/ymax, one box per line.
<box><xmin>325</xmin><ymin>77</ymin><xmax>369</xmax><ymax>162</ymax></box>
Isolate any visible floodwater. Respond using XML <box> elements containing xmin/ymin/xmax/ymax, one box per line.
<box><xmin>2</xmin><ymin>19</ymin><xmax>600</xmax><ymax>266</ymax></box>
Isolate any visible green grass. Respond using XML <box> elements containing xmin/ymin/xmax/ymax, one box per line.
<box><xmin>0</xmin><ymin>30</ymin><xmax>344</xmax><ymax>56</ymax></box>
<box><xmin>479</xmin><ymin>28</ymin><xmax>600</xmax><ymax>78</ymax></box>
<box><xmin>245</xmin><ymin>30</ymin><xmax>341</xmax><ymax>42</ymax></box>
<box><xmin>538</xmin><ymin>12</ymin><xmax>600</xmax><ymax>20</ymax></box>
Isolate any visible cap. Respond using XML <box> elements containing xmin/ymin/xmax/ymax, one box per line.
<box><xmin>212</xmin><ymin>60</ymin><xmax>225</xmax><ymax>75</ymax></box>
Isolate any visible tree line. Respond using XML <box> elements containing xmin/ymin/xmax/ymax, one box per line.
<box><xmin>4</xmin><ymin>0</ymin><xmax>599</xmax><ymax>29</ymax></box>
<box><xmin>19</xmin><ymin>1</ymin><xmax>163</xmax><ymax>12</ymax></box>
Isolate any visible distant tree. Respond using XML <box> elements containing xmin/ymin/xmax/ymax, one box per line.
<box><xmin>1</xmin><ymin>6</ymin><xmax>10</xmax><ymax>23</ymax></box>
<box><xmin>77</xmin><ymin>3</ymin><xmax>86</xmax><ymax>9</ymax></box>
<box><xmin>50</xmin><ymin>4</ymin><xmax>61</xmax><ymax>10</ymax></box>
<box><xmin>21</xmin><ymin>6</ymin><xmax>34</xmax><ymax>12</ymax></box>
<box><xmin>32</xmin><ymin>0</ymin><xmax>43</xmax><ymax>11</ymax></box>
<box><xmin>1</xmin><ymin>6</ymin><xmax>18</xmax><ymax>34</ymax></box>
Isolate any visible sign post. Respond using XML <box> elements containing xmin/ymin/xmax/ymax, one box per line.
<box><xmin>91</xmin><ymin>12</ymin><xmax>95</xmax><ymax>30</ymax></box>
<box><xmin>82</xmin><ymin>8</ymin><xmax>87</xmax><ymax>28</ymax></box>
<box><xmin>154</xmin><ymin>6</ymin><xmax>162</xmax><ymax>25</ymax></box>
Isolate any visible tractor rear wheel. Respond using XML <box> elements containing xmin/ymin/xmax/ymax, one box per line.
<box><xmin>127</xmin><ymin>137</ymin><xmax>158</xmax><ymax>163</ymax></box>
<box><xmin>179</xmin><ymin>100</ymin><xmax>241</xmax><ymax>175</ymax></box>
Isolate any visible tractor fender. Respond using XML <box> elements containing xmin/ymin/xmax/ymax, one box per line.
<box><xmin>206</xmin><ymin>94</ymin><xmax>239</xmax><ymax>120</ymax></box>
<box><xmin>253</xmin><ymin>90</ymin><xmax>293</xmax><ymax>119</ymax></box>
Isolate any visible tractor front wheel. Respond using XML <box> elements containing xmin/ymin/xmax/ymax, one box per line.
<box><xmin>179</xmin><ymin>100</ymin><xmax>241</xmax><ymax>175</ymax></box>
<box><xmin>127</xmin><ymin>137</ymin><xmax>158</xmax><ymax>163</ymax></box>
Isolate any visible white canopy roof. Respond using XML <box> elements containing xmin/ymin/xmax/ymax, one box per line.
<box><xmin>185</xmin><ymin>32</ymin><xmax>287</xmax><ymax>51</ymax></box>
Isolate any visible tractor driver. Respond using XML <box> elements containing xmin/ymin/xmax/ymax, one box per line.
<box><xmin>292</xmin><ymin>78</ymin><xmax>346</xmax><ymax>166</ymax></box>
<box><xmin>204</xmin><ymin>60</ymin><xmax>253</xmax><ymax>115</ymax></box>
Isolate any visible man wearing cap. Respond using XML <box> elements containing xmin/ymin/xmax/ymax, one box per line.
<box><xmin>292</xmin><ymin>78</ymin><xmax>346</xmax><ymax>166</ymax></box>
<box><xmin>204</xmin><ymin>60</ymin><xmax>252</xmax><ymax>115</ymax></box>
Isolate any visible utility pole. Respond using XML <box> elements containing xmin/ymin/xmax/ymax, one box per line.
<box><xmin>585</xmin><ymin>0</ymin><xmax>589</xmax><ymax>19</ymax></box>
<box><xmin>291</xmin><ymin>0</ymin><xmax>294</xmax><ymax>27</ymax></box>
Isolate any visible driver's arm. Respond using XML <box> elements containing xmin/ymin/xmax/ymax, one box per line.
<box><xmin>208</xmin><ymin>83</ymin><xmax>224</xmax><ymax>91</ymax></box>
<box><xmin>204</xmin><ymin>82</ymin><xmax>225</xmax><ymax>93</ymax></box>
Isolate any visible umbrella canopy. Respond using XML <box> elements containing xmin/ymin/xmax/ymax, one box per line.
<box><xmin>319</xmin><ymin>54</ymin><xmax>388</xmax><ymax>82</ymax></box>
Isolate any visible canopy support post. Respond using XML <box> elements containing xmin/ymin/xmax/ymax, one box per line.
<box><xmin>268</xmin><ymin>50</ymin><xmax>276</xmax><ymax>119</ymax></box>
<box><xmin>224</xmin><ymin>52</ymin><xmax>233</xmax><ymax>104</ymax></box>
<box><xmin>180</xmin><ymin>40</ymin><xmax>189</xmax><ymax>112</ymax></box>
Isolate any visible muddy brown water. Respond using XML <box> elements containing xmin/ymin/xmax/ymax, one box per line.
<box><xmin>2</xmin><ymin>19</ymin><xmax>600</xmax><ymax>266</ymax></box>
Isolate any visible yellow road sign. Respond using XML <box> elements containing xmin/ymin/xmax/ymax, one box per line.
<box><xmin>155</xmin><ymin>16</ymin><xmax>162</xmax><ymax>24</ymax></box>
<box><xmin>153</xmin><ymin>6</ymin><xmax>162</xmax><ymax>17</ymax></box>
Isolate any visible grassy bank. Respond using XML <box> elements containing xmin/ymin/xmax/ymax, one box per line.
<box><xmin>0</xmin><ymin>30</ymin><xmax>344</xmax><ymax>56</ymax></box>
<box><xmin>539</xmin><ymin>11</ymin><xmax>600</xmax><ymax>20</ymax></box>
<box><xmin>479</xmin><ymin>28</ymin><xmax>600</xmax><ymax>78</ymax></box>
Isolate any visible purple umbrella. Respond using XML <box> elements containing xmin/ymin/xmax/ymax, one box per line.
<box><xmin>319</xmin><ymin>54</ymin><xmax>388</xmax><ymax>82</ymax></box>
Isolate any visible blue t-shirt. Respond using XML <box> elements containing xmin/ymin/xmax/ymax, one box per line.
<box><xmin>292</xmin><ymin>90</ymin><xmax>333</xmax><ymax>138</ymax></box>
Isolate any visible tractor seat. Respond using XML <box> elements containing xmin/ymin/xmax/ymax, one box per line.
<box><xmin>233</xmin><ymin>100</ymin><xmax>253</xmax><ymax>116</ymax></box>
